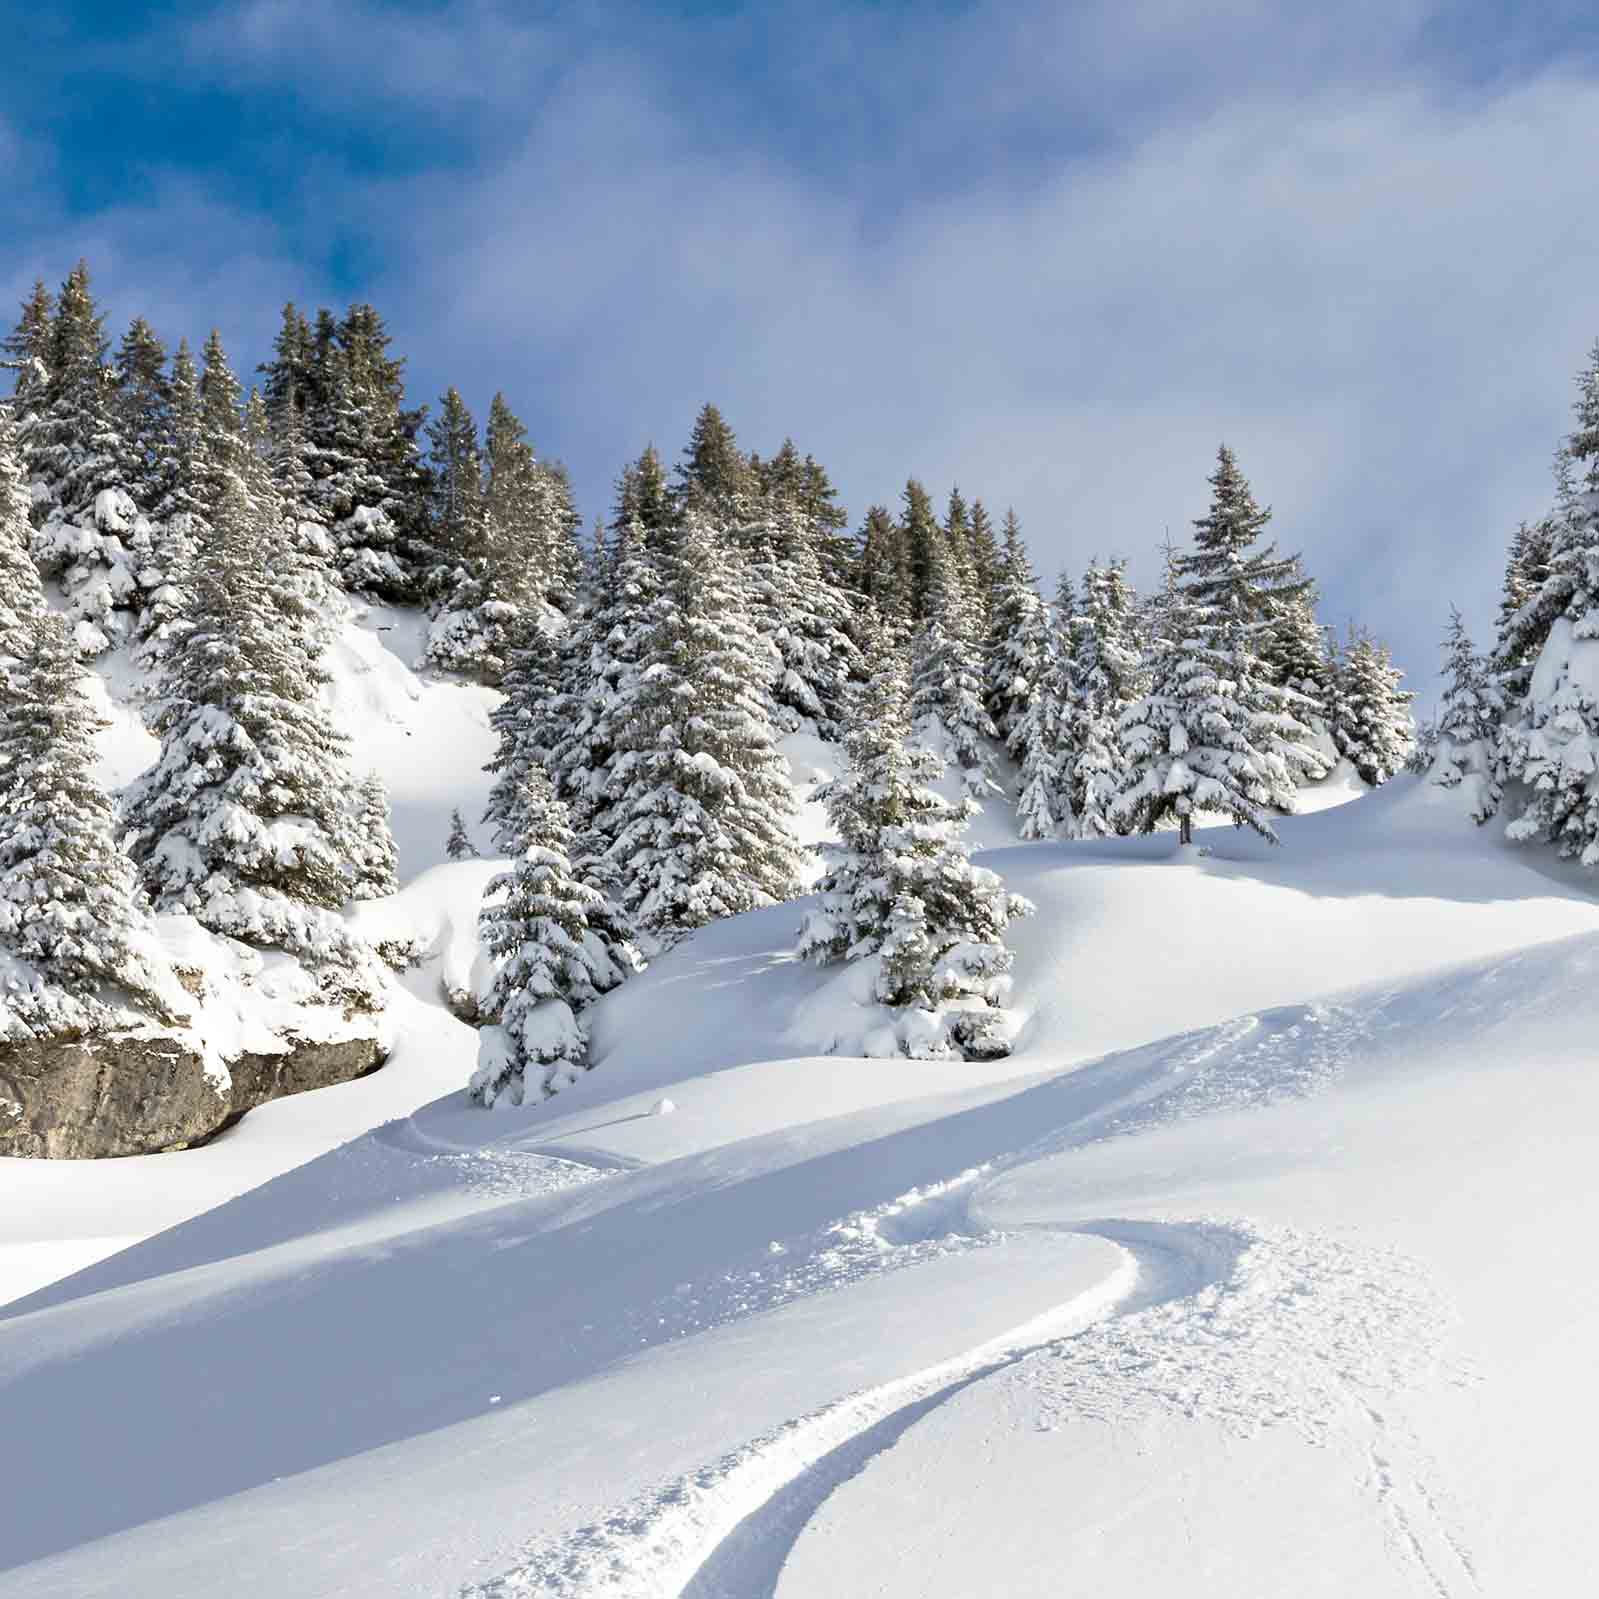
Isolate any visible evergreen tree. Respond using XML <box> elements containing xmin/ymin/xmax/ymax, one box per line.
<box><xmin>1325</xmin><ymin>626</ymin><xmax>1416</xmax><ymax>787</ymax></box>
<box><xmin>484</xmin><ymin>617</ymin><xmax>563</xmax><ymax>854</ymax></box>
<box><xmin>3</xmin><ymin>279</ymin><xmax>53</xmax><ymax>400</ymax></box>
<box><xmin>856</xmin><ymin>503</ymin><xmax>912</xmax><ymax>632</ymax></box>
<box><xmin>125</xmin><ymin>473</ymin><xmax>379</xmax><ymax>1000</ymax></box>
<box><xmin>469</xmin><ymin>767</ymin><xmax>629</xmax><ymax>1107</ymax></box>
<box><xmin>982</xmin><ymin>510</ymin><xmax>1046</xmax><ymax>755</ymax></box>
<box><xmin>1114</xmin><ymin>457</ymin><xmax>1320</xmax><ymax>845</ymax></box>
<box><xmin>1066</xmin><ymin>560</ymin><xmax>1141</xmax><ymax>838</ymax></box>
<box><xmin>1499</xmin><ymin>351</ymin><xmax>1599</xmax><ymax>866</ymax></box>
<box><xmin>673</xmin><ymin>402</ymin><xmax>753</xmax><ymax>522</ymax></box>
<box><xmin>134</xmin><ymin>339</ymin><xmax>205</xmax><ymax>661</ymax></box>
<box><xmin>967</xmin><ymin>498</ymin><xmax>1001</xmax><ymax>627</ymax></box>
<box><xmin>113</xmin><ymin>317</ymin><xmax>172</xmax><ymax>512</ymax></box>
<box><xmin>426</xmin><ymin>393</ymin><xmax>566</xmax><ymax>682</ymax></box>
<box><xmin>1013</xmin><ymin>576</ymin><xmax>1067</xmax><ymax>841</ymax></box>
<box><xmin>798</xmin><ymin>645</ymin><xmax>1031</xmax><ymax>1035</ymax></box>
<box><xmin>899</xmin><ymin>478</ymin><xmax>944</xmax><ymax>619</ymax></box>
<box><xmin>425</xmin><ymin>386</ymin><xmax>485</xmax><ymax>575</ymax></box>
<box><xmin>1491</xmin><ymin>513</ymin><xmax>1558</xmax><ymax>713</ymax></box>
<box><xmin>1429</xmin><ymin>609</ymin><xmax>1501</xmax><ymax>821</ymax></box>
<box><xmin>909</xmin><ymin>540</ymin><xmax>1000</xmax><ymax>799</ymax></box>
<box><xmin>26</xmin><ymin>262</ymin><xmax>145</xmax><ymax>652</ymax></box>
<box><xmin>0</xmin><ymin>412</ymin><xmax>168</xmax><ymax>1033</ymax></box>
<box><xmin>1180</xmin><ymin>445</ymin><xmax>1326</xmax><ymax>788</ymax></box>
<box><xmin>602</xmin><ymin>513</ymin><xmax>800</xmax><ymax>943</ymax></box>
<box><xmin>446</xmin><ymin>808</ymin><xmax>480</xmax><ymax>860</ymax></box>
<box><xmin>351</xmin><ymin>771</ymin><xmax>400</xmax><ymax>900</ymax></box>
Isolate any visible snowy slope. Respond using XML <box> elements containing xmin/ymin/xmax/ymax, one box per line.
<box><xmin>2</xmin><ymin>775</ymin><xmax>1597</xmax><ymax>1597</ymax></box>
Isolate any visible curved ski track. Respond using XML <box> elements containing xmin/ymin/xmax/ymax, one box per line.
<box><xmin>463</xmin><ymin>1003</ymin><xmax>1479</xmax><ymax>1599</ymax></box>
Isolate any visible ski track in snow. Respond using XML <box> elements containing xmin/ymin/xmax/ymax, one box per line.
<box><xmin>463</xmin><ymin>995</ymin><xmax>1479</xmax><ymax>1599</ymax></box>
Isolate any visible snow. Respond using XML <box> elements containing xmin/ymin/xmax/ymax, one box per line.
<box><xmin>4</xmin><ymin>770</ymin><xmax>1599</xmax><ymax>1596</ymax></box>
<box><xmin>6</xmin><ymin>609</ymin><xmax>1599</xmax><ymax>1596</ymax></box>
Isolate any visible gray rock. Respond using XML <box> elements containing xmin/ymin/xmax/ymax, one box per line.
<box><xmin>0</xmin><ymin>1028</ymin><xmax>387</xmax><ymax>1160</ymax></box>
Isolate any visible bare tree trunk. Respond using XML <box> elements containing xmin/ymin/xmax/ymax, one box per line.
<box><xmin>1179</xmin><ymin>813</ymin><xmax>1193</xmax><ymax>847</ymax></box>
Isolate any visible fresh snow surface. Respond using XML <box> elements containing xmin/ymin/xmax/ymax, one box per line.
<box><xmin>3</xmin><ymin>771</ymin><xmax>1599</xmax><ymax>1597</ymax></box>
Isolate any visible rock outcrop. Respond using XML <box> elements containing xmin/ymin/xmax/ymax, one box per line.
<box><xmin>0</xmin><ymin>1028</ymin><xmax>387</xmax><ymax>1159</ymax></box>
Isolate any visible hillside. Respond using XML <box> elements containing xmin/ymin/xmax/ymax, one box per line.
<box><xmin>2</xmin><ymin>669</ymin><xmax>1596</xmax><ymax>1597</ymax></box>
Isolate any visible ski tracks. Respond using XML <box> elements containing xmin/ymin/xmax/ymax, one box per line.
<box><xmin>461</xmin><ymin>997</ymin><xmax>1482</xmax><ymax>1598</ymax></box>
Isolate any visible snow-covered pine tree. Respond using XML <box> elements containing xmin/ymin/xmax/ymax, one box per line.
<box><xmin>125</xmin><ymin>461</ymin><xmax>380</xmax><ymax>1002</ymax></box>
<box><xmin>1114</xmin><ymin>455</ymin><xmax>1321</xmax><ymax>845</ymax></box>
<box><xmin>483</xmin><ymin>616</ymin><xmax>563</xmax><ymax>855</ymax></box>
<box><xmin>1012</xmin><ymin>569</ymin><xmax>1078</xmax><ymax>839</ymax></box>
<box><xmin>967</xmin><ymin>499</ymin><xmax>1001</xmax><ymax>630</ymax></box>
<box><xmin>542</xmin><ymin>515</ymin><xmax>662</xmax><ymax>842</ymax></box>
<box><xmin>1066</xmin><ymin>559</ymin><xmax>1141</xmax><ymax>838</ymax></box>
<box><xmin>1499</xmin><ymin>344</ymin><xmax>1599</xmax><ymax>866</ymax></box>
<box><xmin>1325</xmin><ymin>626</ymin><xmax>1416</xmax><ymax>787</ymax></box>
<box><xmin>426</xmin><ymin>394</ymin><xmax>566</xmax><ymax>683</ymax></box>
<box><xmin>856</xmin><ymin>503</ymin><xmax>913</xmax><ymax>635</ymax></box>
<box><xmin>1260</xmin><ymin>561</ymin><xmax>1334</xmax><ymax>758</ymax></box>
<box><xmin>798</xmin><ymin>644</ymin><xmax>1031</xmax><ymax>1046</ymax></box>
<box><xmin>25</xmin><ymin>262</ymin><xmax>147</xmax><ymax>653</ymax></box>
<box><xmin>983</xmin><ymin>510</ymin><xmax>1048</xmax><ymax>756</ymax></box>
<box><xmin>133</xmin><ymin>339</ymin><xmax>204</xmax><ymax>663</ymax></box>
<box><xmin>423</xmin><ymin>385</ymin><xmax>485</xmax><ymax>589</ymax></box>
<box><xmin>446</xmin><ymin>808</ymin><xmax>480</xmax><ymax>861</ymax></box>
<box><xmin>602</xmin><ymin>512</ymin><xmax>800</xmax><ymax>943</ymax></box>
<box><xmin>740</xmin><ymin>486</ymin><xmax>863</xmax><ymax>740</ymax></box>
<box><xmin>470</xmin><ymin>766</ymin><xmax>629</xmax><ymax>1107</ymax></box>
<box><xmin>1178</xmin><ymin>445</ymin><xmax>1327</xmax><ymax>789</ymax></box>
<box><xmin>1428</xmin><ymin>609</ymin><xmax>1501</xmax><ymax>821</ymax></box>
<box><xmin>0</xmin><ymin>414</ymin><xmax>169</xmax><ymax>1035</ymax></box>
<box><xmin>910</xmin><ymin>539</ymin><xmax>1000</xmax><ymax>800</ymax></box>
<box><xmin>351</xmin><ymin>771</ymin><xmax>400</xmax><ymax>900</ymax></box>
<box><xmin>672</xmin><ymin>402</ymin><xmax>755</xmax><ymax>527</ymax></box>
<box><xmin>1491</xmin><ymin>512</ymin><xmax>1558</xmax><ymax>716</ymax></box>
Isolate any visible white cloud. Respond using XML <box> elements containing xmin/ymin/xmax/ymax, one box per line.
<box><xmin>13</xmin><ymin>1</ymin><xmax>1599</xmax><ymax>686</ymax></box>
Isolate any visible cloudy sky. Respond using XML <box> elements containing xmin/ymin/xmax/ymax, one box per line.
<box><xmin>6</xmin><ymin>0</ymin><xmax>1599</xmax><ymax>697</ymax></box>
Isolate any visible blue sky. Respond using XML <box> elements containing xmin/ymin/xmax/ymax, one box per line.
<box><xmin>6</xmin><ymin>1</ymin><xmax>1599</xmax><ymax>696</ymax></box>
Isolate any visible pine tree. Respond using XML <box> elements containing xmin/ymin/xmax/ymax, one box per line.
<box><xmin>856</xmin><ymin>503</ymin><xmax>912</xmax><ymax>633</ymax></box>
<box><xmin>425</xmin><ymin>386</ymin><xmax>485</xmax><ymax>575</ymax></box>
<box><xmin>1114</xmin><ymin>457</ymin><xmax>1321</xmax><ymax>845</ymax></box>
<box><xmin>910</xmin><ymin>541</ymin><xmax>1001</xmax><ymax>800</ymax></box>
<box><xmin>899</xmin><ymin>479</ymin><xmax>944</xmax><ymax>620</ymax></box>
<box><xmin>1429</xmin><ymin>609</ymin><xmax>1501</xmax><ymax>821</ymax></box>
<box><xmin>3</xmin><ymin>279</ymin><xmax>53</xmax><ymax>400</ymax></box>
<box><xmin>484</xmin><ymin>617</ymin><xmax>563</xmax><ymax>854</ymax></box>
<box><xmin>426</xmin><ymin>393</ymin><xmax>566</xmax><ymax>682</ymax></box>
<box><xmin>982</xmin><ymin>510</ymin><xmax>1047</xmax><ymax>755</ymax></box>
<box><xmin>673</xmin><ymin>402</ymin><xmax>754</xmax><ymax>522</ymax></box>
<box><xmin>26</xmin><ymin>262</ymin><xmax>145</xmax><ymax>653</ymax></box>
<box><xmin>0</xmin><ymin>416</ymin><xmax>168</xmax><ymax>1034</ymax></box>
<box><xmin>125</xmin><ymin>471</ymin><xmax>378</xmax><ymax>1000</ymax></box>
<box><xmin>967</xmin><ymin>498</ymin><xmax>1001</xmax><ymax>629</ymax></box>
<box><xmin>446</xmin><ymin>808</ymin><xmax>480</xmax><ymax>860</ymax></box>
<box><xmin>470</xmin><ymin>767</ymin><xmax>629</xmax><ymax>1106</ymax></box>
<box><xmin>1013</xmin><ymin>577</ymin><xmax>1067</xmax><ymax>841</ymax></box>
<box><xmin>134</xmin><ymin>339</ymin><xmax>205</xmax><ymax>661</ymax></box>
<box><xmin>602</xmin><ymin>513</ymin><xmax>800</xmax><ymax>942</ymax></box>
<box><xmin>798</xmin><ymin>646</ymin><xmax>1031</xmax><ymax>1039</ymax></box>
<box><xmin>1499</xmin><ymin>348</ymin><xmax>1599</xmax><ymax>866</ymax></box>
<box><xmin>1066</xmin><ymin>560</ymin><xmax>1141</xmax><ymax>838</ymax></box>
<box><xmin>1325</xmin><ymin>626</ymin><xmax>1416</xmax><ymax>787</ymax></box>
<box><xmin>351</xmin><ymin>771</ymin><xmax>400</xmax><ymax>900</ymax></box>
<box><xmin>1491</xmin><ymin>513</ymin><xmax>1558</xmax><ymax>714</ymax></box>
<box><xmin>113</xmin><ymin>317</ymin><xmax>172</xmax><ymax>513</ymax></box>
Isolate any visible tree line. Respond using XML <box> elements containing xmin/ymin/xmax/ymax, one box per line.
<box><xmin>1</xmin><ymin>261</ymin><xmax>1418</xmax><ymax>1101</ymax></box>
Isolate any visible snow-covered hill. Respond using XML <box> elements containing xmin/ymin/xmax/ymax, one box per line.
<box><xmin>2</xmin><ymin>720</ymin><xmax>1597</xmax><ymax>1596</ymax></box>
